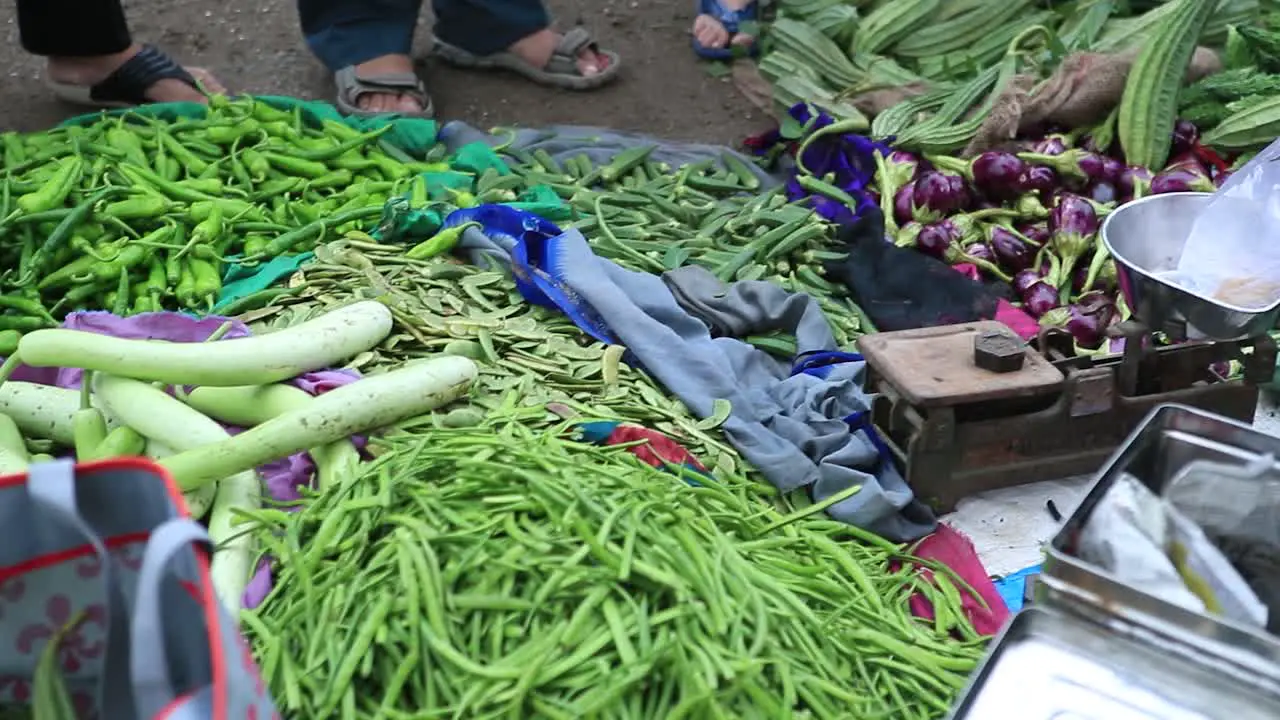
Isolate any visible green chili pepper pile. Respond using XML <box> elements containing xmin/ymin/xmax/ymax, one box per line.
<box><xmin>0</xmin><ymin>97</ymin><xmax>447</xmax><ymax>327</ymax></box>
<box><xmin>242</xmin><ymin>416</ymin><xmax>984</xmax><ymax>719</ymax></box>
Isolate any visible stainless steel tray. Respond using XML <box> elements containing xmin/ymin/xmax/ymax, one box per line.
<box><xmin>1041</xmin><ymin>404</ymin><xmax>1280</xmax><ymax>693</ymax></box>
<box><xmin>949</xmin><ymin>606</ymin><xmax>1280</xmax><ymax>719</ymax></box>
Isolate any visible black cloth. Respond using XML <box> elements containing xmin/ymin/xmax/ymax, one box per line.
<box><xmin>824</xmin><ymin>207</ymin><xmax>1013</xmax><ymax>332</ymax></box>
<box><xmin>18</xmin><ymin>0</ymin><xmax>133</xmax><ymax>57</ymax></box>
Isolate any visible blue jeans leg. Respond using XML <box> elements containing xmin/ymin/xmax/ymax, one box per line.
<box><xmin>298</xmin><ymin>0</ymin><xmax>423</xmax><ymax>71</ymax></box>
<box><xmin>431</xmin><ymin>0</ymin><xmax>549</xmax><ymax>57</ymax></box>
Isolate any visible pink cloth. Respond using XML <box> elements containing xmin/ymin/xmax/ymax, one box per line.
<box><xmin>8</xmin><ymin>310</ymin><xmax>362</xmax><ymax>609</ymax></box>
<box><xmin>994</xmin><ymin>299</ymin><xmax>1039</xmax><ymax>341</ymax></box>
<box><xmin>899</xmin><ymin>523</ymin><xmax>1009</xmax><ymax>637</ymax></box>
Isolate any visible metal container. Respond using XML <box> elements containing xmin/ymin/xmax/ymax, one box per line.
<box><xmin>1101</xmin><ymin>192</ymin><xmax>1280</xmax><ymax>340</ymax></box>
<box><xmin>950</xmin><ymin>607</ymin><xmax>1280</xmax><ymax>719</ymax></box>
<box><xmin>950</xmin><ymin>404</ymin><xmax>1280</xmax><ymax>718</ymax></box>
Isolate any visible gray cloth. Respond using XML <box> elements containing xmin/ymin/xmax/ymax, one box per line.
<box><xmin>459</xmin><ymin>227</ymin><xmax>936</xmax><ymax>542</ymax></box>
<box><xmin>439</xmin><ymin>121</ymin><xmax>779</xmax><ymax>189</ymax></box>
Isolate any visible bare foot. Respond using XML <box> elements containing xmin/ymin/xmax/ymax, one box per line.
<box><xmin>508</xmin><ymin>28</ymin><xmax>612</xmax><ymax>78</ymax></box>
<box><xmin>693</xmin><ymin>0</ymin><xmax>756</xmax><ymax>51</ymax></box>
<box><xmin>351</xmin><ymin>54</ymin><xmax>426</xmax><ymax>113</ymax></box>
<box><xmin>47</xmin><ymin>44</ymin><xmax>225</xmax><ymax>103</ymax></box>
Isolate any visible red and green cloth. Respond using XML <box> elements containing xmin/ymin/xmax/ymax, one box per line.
<box><xmin>575</xmin><ymin>421</ymin><xmax>711</xmax><ymax>482</ymax></box>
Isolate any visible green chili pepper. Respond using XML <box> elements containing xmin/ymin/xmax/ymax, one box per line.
<box><xmin>0</xmin><ymin>315</ymin><xmax>54</xmax><ymax>331</ymax></box>
<box><xmin>2</xmin><ymin>132</ymin><xmax>26</xmax><ymax>166</ymax></box>
<box><xmin>369</xmin><ymin>154</ymin><xmax>410</xmax><ymax>180</ymax></box>
<box><xmin>118</xmin><ymin>164</ymin><xmax>212</xmax><ymax>202</ymax></box>
<box><xmin>0</xmin><ymin>329</ymin><xmax>21</xmax><ymax>355</ymax></box>
<box><xmin>38</xmin><ymin>255</ymin><xmax>99</xmax><ymax>290</ymax></box>
<box><xmin>132</xmin><ymin>295</ymin><xmax>153</xmax><ymax>314</ymax></box>
<box><xmin>16</xmin><ymin>157</ymin><xmax>83</xmax><ymax>214</ymax></box>
<box><xmin>252</xmin><ymin>177</ymin><xmax>304</xmax><ymax>200</ymax></box>
<box><xmin>188</xmin><ymin>198</ymin><xmax>260</xmax><ymax>222</ymax></box>
<box><xmin>240</xmin><ymin>148</ymin><xmax>271</xmax><ymax>180</ymax></box>
<box><xmin>0</xmin><ymin>295</ymin><xmax>56</xmax><ymax>324</ymax></box>
<box><xmin>175</xmin><ymin>263</ymin><xmax>197</xmax><ymax>308</ymax></box>
<box><xmin>188</xmin><ymin>258</ymin><xmax>222</xmax><ymax>309</ymax></box>
<box><xmin>251</xmin><ymin>101</ymin><xmax>292</xmax><ymax>124</ymax></box>
<box><xmin>105</xmin><ymin>126</ymin><xmax>149</xmax><ymax>166</ymax></box>
<box><xmin>101</xmin><ymin>195</ymin><xmax>174</xmax><ymax>219</ymax></box>
<box><xmin>249</xmin><ymin>205</ymin><xmax>383</xmax><ymax>260</ymax></box>
<box><xmin>177</xmin><ymin>178</ymin><xmax>225</xmax><ymax>196</ymax></box>
<box><xmin>23</xmin><ymin>187</ymin><xmax>118</xmax><ymax>285</ymax></box>
<box><xmin>261</xmin><ymin>152</ymin><xmax>329</xmax><ymax>179</ymax></box>
<box><xmin>405</xmin><ymin>222</ymin><xmax>479</xmax><ymax>260</ymax></box>
<box><xmin>242</xmin><ymin>235</ymin><xmax>269</xmax><ymax>257</ymax></box>
<box><xmin>145</xmin><ymin>259</ymin><xmax>167</xmax><ymax>309</ymax></box>
<box><xmin>158</xmin><ymin>131</ymin><xmax>209</xmax><ymax>174</ymax></box>
<box><xmin>307</xmin><ymin>169</ymin><xmax>354</xmax><ymax>190</ymax></box>
<box><xmin>111</xmin><ymin>269</ymin><xmax>132</xmax><ymax>316</ymax></box>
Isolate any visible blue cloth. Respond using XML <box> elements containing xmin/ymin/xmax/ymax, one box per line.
<box><xmin>298</xmin><ymin>0</ymin><xmax>549</xmax><ymax>70</ymax></box>
<box><xmin>457</xmin><ymin>211</ymin><xmax>937</xmax><ymax>542</ymax></box>
<box><xmin>994</xmin><ymin>564</ymin><xmax>1042</xmax><ymax>613</ymax></box>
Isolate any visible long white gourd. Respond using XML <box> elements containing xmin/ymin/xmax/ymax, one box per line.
<box><xmin>95</xmin><ymin>374</ymin><xmax>258</xmax><ymax>614</ymax></box>
<box><xmin>161</xmin><ymin>356</ymin><xmax>478</xmax><ymax>491</ymax></box>
<box><xmin>18</xmin><ymin>301</ymin><xmax>393</xmax><ymax>387</ymax></box>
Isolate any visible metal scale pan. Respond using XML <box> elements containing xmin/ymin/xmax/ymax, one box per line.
<box><xmin>1102</xmin><ymin>191</ymin><xmax>1280</xmax><ymax>341</ymax></box>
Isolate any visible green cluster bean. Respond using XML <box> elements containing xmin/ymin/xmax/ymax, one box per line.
<box><xmin>244</xmin><ymin>418</ymin><xmax>983</xmax><ymax>719</ymax></box>
<box><xmin>497</xmin><ymin>146</ymin><xmax>865</xmax><ymax>346</ymax></box>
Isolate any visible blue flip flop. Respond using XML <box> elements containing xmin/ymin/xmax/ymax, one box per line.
<box><xmin>691</xmin><ymin>0</ymin><xmax>760</xmax><ymax>60</ymax></box>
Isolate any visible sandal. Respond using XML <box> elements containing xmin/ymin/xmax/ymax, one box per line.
<box><xmin>333</xmin><ymin>66</ymin><xmax>434</xmax><ymax>118</ymax></box>
<box><xmin>46</xmin><ymin>44</ymin><xmax>204</xmax><ymax>109</ymax></box>
<box><xmin>692</xmin><ymin>0</ymin><xmax>760</xmax><ymax>61</ymax></box>
<box><xmin>432</xmin><ymin>27</ymin><xmax>621</xmax><ymax>91</ymax></box>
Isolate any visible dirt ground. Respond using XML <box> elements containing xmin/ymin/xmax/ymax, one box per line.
<box><xmin>0</xmin><ymin>0</ymin><xmax>767</xmax><ymax>145</ymax></box>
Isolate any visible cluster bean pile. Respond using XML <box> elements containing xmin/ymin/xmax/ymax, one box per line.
<box><xmin>242</xmin><ymin>417</ymin><xmax>985</xmax><ymax>719</ymax></box>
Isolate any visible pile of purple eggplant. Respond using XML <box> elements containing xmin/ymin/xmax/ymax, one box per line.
<box><xmin>877</xmin><ymin>120</ymin><xmax>1235</xmax><ymax>351</ymax></box>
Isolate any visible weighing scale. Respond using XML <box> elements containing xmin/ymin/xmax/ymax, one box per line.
<box><xmin>858</xmin><ymin>192</ymin><xmax>1280</xmax><ymax>513</ymax></box>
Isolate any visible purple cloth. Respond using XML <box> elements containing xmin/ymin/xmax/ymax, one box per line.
<box><xmin>11</xmin><ymin>311</ymin><xmax>361</xmax><ymax>609</ymax></box>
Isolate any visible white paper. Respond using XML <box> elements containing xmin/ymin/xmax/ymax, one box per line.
<box><xmin>1078</xmin><ymin>474</ymin><xmax>1205</xmax><ymax>613</ymax></box>
<box><xmin>1179</xmin><ymin>140</ymin><xmax>1280</xmax><ymax>309</ymax></box>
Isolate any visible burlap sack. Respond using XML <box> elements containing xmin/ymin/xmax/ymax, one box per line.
<box><xmin>964</xmin><ymin>47</ymin><xmax>1222</xmax><ymax>156</ymax></box>
<box><xmin>852</xmin><ymin>82</ymin><xmax>931</xmax><ymax>117</ymax></box>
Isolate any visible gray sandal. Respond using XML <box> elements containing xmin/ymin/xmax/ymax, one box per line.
<box><xmin>432</xmin><ymin>27</ymin><xmax>621</xmax><ymax>91</ymax></box>
<box><xmin>333</xmin><ymin>66</ymin><xmax>434</xmax><ymax>118</ymax></box>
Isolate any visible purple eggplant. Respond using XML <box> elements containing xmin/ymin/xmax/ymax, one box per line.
<box><xmin>916</xmin><ymin>220</ymin><xmax>1011</xmax><ymax>280</ymax></box>
<box><xmin>911</xmin><ymin>170</ymin><xmax>970</xmax><ymax>221</ymax></box>
<box><xmin>1018</xmin><ymin>148</ymin><xmax>1111</xmax><ymax>183</ymax></box>
<box><xmin>1022</xmin><ymin>281</ymin><xmax>1060</xmax><ymax>318</ymax></box>
<box><xmin>1118</xmin><ymin>165</ymin><xmax>1153</xmax><ymax>199</ymax></box>
<box><xmin>967</xmin><ymin>243</ymin><xmax>996</xmax><ymax>263</ymax></box>
<box><xmin>1032</xmin><ymin>135</ymin><xmax>1069</xmax><ymax>156</ymax></box>
<box><xmin>970</xmin><ymin>151</ymin><xmax>1028</xmax><ymax>201</ymax></box>
<box><xmin>1087</xmin><ymin>180</ymin><xmax>1117</xmax><ymax>204</ymax></box>
<box><xmin>1047</xmin><ymin>193</ymin><xmax>1100</xmax><ymax>301</ymax></box>
<box><xmin>1017</xmin><ymin>223</ymin><xmax>1050</xmax><ymax>246</ymax></box>
<box><xmin>893</xmin><ymin>182</ymin><xmax>917</xmax><ymax>225</ymax></box>
<box><xmin>1101</xmin><ymin>157</ymin><xmax>1124</xmax><ymax>182</ymax></box>
<box><xmin>894</xmin><ymin>221</ymin><xmax>923</xmax><ymax>248</ymax></box>
<box><xmin>988</xmin><ymin>226</ymin><xmax>1036</xmax><ymax>272</ymax></box>
<box><xmin>1150</xmin><ymin>167</ymin><xmax>1214</xmax><ymax>194</ymax></box>
<box><xmin>1039</xmin><ymin>294</ymin><xmax>1116</xmax><ymax>349</ymax></box>
<box><xmin>1017</xmin><ymin>166</ymin><xmax>1058</xmax><ymax>196</ymax></box>
<box><xmin>1171</xmin><ymin>120</ymin><xmax>1200</xmax><ymax>156</ymax></box>
<box><xmin>1013</xmin><ymin>269</ymin><xmax>1042</xmax><ymax>296</ymax></box>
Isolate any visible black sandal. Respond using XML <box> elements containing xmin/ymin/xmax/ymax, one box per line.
<box><xmin>47</xmin><ymin>44</ymin><xmax>204</xmax><ymax>109</ymax></box>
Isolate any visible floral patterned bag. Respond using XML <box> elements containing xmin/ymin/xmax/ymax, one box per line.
<box><xmin>0</xmin><ymin>458</ymin><xmax>276</xmax><ymax>719</ymax></box>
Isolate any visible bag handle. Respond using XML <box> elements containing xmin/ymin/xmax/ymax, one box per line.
<box><xmin>26</xmin><ymin>459</ymin><xmax>139</xmax><ymax>719</ymax></box>
<box><xmin>130</xmin><ymin>518</ymin><xmax>214</xmax><ymax>719</ymax></box>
